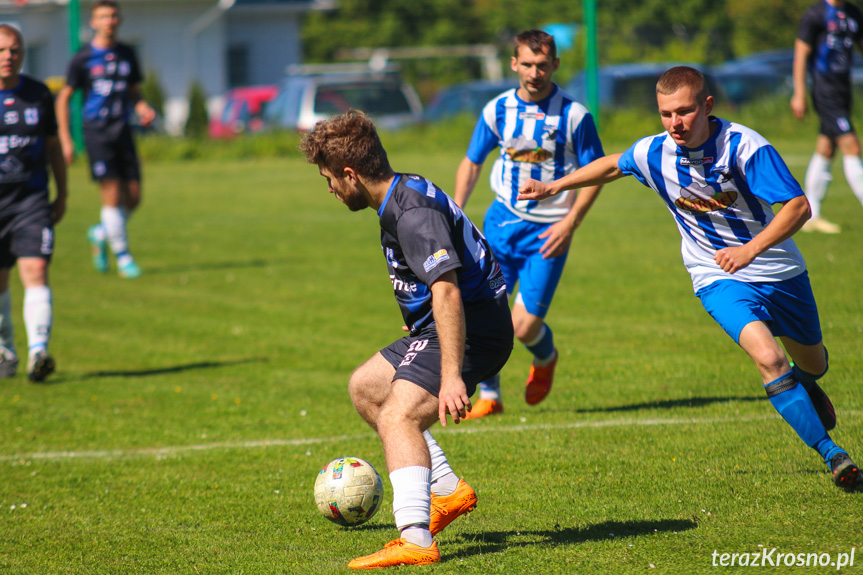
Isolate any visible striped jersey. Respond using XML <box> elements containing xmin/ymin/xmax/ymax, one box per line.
<box><xmin>466</xmin><ymin>85</ymin><xmax>604</xmax><ymax>223</ymax></box>
<box><xmin>617</xmin><ymin>117</ymin><xmax>807</xmax><ymax>293</ymax></box>
<box><xmin>378</xmin><ymin>174</ymin><xmax>507</xmax><ymax>334</ymax></box>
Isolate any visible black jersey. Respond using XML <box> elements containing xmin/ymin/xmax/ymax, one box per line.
<box><xmin>0</xmin><ymin>75</ymin><xmax>57</xmax><ymax>214</ymax></box>
<box><xmin>378</xmin><ymin>174</ymin><xmax>507</xmax><ymax>334</ymax></box>
<box><xmin>65</xmin><ymin>42</ymin><xmax>142</xmax><ymax>138</ymax></box>
<box><xmin>798</xmin><ymin>1</ymin><xmax>863</xmax><ymax>103</ymax></box>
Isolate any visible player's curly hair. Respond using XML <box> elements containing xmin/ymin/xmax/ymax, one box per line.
<box><xmin>299</xmin><ymin>110</ymin><xmax>393</xmax><ymax>182</ymax></box>
<box><xmin>514</xmin><ymin>29</ymin><xmax>557</xmax><ymax>60</ymax></box>
<box><xmin>656</xmin><ymin>66</ymin><xmax>711</xmax><ymax>102</ymax></box>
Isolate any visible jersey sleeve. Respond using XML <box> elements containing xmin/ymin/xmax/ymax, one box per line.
<box><xmin>128</xmin><ymin>46</ymin><xmax>143</xmax><ymax>85</ymax></box>
<box><xmin>396</xmin><ymin>207</ymin><xmax>463</xmax><ymax>286</ymax></box>
<box><xmin>617</xmin><ymin>141</ymin><xmax>650</xmax><ymax>187</ymax></box>
<box><xmin>797</xmin><ymin>6</ymin><xmax>821</xmax><ymax>46</ymax></box>
<box><xmin>742</xmin><ymin>146</ymin><xmax>804</xmax><ymax>204</ymax></box>
<box><xmin>572</xmin><ymin>112</ymin><xmax>605</xmax><ymax>167</ymax></box>
<box><xmin>465</xmin><ymin>103</ymin><xmax>500</xmax><ymax>164</ymax></box>
<box><xmin>41</xmin><ymin>88</ymin><xmax>58</xmax><ymax>136</ymax></box>
<box><xmin>65</xmin><ymin>52</ymin><xmax>87</xmax><ymax>91</ymax></box>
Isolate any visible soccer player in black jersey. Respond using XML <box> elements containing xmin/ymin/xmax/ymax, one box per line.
<box><xmin>301</xmin><ymin>110</ymin><xmax>513</xmax><ymax>569</ymax></box>
<box><xmin>792</xmin><ymin>0</ymin><xmax>863</xmax><ymax>233</ymax></box>
<box><xmin>0</xmin><ymin>24</ymin><xmax>67</xmax><ymax>382</ymax></box>
<box><xmin>55</xmin><ymin>0</ymin><xmax>154</xmax><ymax>278</ymax></box>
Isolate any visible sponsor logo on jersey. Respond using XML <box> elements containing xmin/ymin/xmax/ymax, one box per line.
<box><xmin>90</xmin><ymin>64</ymin><xmax>105</xmax><ymax>77</ymax></box>
<box><xmin>3</xmin><ymin>111</ymin><xmax>18</xmax><ymax>125</ymax></box>
<box><xmin>106</xmin><ymin>62</ymin><xmax>116</xmax><ymax>75</ymax></box>
<box><xmin>105</xmin><ymin>52</ymin><xmax>115</xmax><ymax>61</ymax></box>
<box><xmin>119</xmin><ymin>61</ymin><xmax>131</xmax><ymax>76</ymax></box>
<box><xmin>390</xmin><ymin>275</ymin><xmax>417</xmax><ymax>293</ymax></box>
<box><xmin>0</xmin><ymin>135</ymin><xmax>30</xmax><ymax>154</ymax></box>
<box><xmin>680</xmin><ymin>156</ymin><xmax>713</xmax><ymax>166</ymax></box>
<box><xmin>3</xmin><ymin>98</ymin><xmax>13</xmax><ymax>106</ymax></box>
<box><xmin>385</xmin><ymin>247</ymin><xmax>399</xmax><ymax>268</ymax></box>
<box><xmin>423</xmin><ymin>249</ymin><xmax>450</xmax><ymax>272</ymax></box>
<box><xmin>505</xmin><ymin>135</ymin><xmax>551</xmax><ymax>164</ymax></box>
<box><xmin>519</xmin><ymin>111</ymin><xmax>545</xmax><ymax>121</ymax></box>
<box><xmin>675</xmin><ymin>182</ymin><xmax>738</xmax><ymax>213</ymax></box>
<box><xmin>24</xmin><ymin>108</ymin><xmax>38</xmax><ymax>126</ymax></box>
<box><xmin>489</xmin><ymin>275</ymin><xmax>505</xmax><ymax>290</ymax></box>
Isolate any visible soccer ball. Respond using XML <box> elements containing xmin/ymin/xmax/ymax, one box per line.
<box><xmin>314</xmin><ymin>456</ymin><xmax>384</xmax><ymax>526</ymax></box>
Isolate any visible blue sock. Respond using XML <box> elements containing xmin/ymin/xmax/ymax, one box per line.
<box><xmin>764</xmin><ymin>371</ymin><xmax>844</xmax><ymax>464</ymax></box>
<box><xmin>525</xmin><ymin>324</ymin><xmax>555</xmax><ymax>363</ymax></box>
<box><xmin>479</xmin><ymin>373</ymin><xmax>501</xmax><ymax>400</ymax></box>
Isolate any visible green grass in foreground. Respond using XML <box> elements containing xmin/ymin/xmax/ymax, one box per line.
<box><xmin>0</xmin><ymin>142</ymin><xmax>861</xmax><ymax>574</ymax></box>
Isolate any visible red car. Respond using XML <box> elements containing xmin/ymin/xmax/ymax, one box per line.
<box><xmin>209</xmin><ymin>85</ymin><xmax>278</xmax><ymax>138</ymax></box>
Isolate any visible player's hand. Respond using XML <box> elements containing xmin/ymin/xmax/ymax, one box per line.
<box><xmin>538</xmin><ymin>218</ymin><xmax>576</xmax><ymax>259</ymax></box>
<box><xmin>714</xmin><ymin>245</ymin><xmax>757</xmax><ymax>274</ymax></box>
<box><xmin>790</xmin><ymin>93</ymin><xmax>807</xmax><ymax>121</ymax></box>
<box><xmin>438</xmin><ymin>375</ymin><xmax>471</xmax><ymax>426</ymax></box>
<box><xmin>52</xmin><ymin>196</ymin><xmax>67</xmax><ymax>225</ymax></box>
<box><xmin>60</xmin><ymin>141</ymin><xmax>75</xmax><ymax>166</ymax></box>
<box><xmin>135</xmin><ymin>101</ymin><xmax>156</xmax><ymax>128</ymax></box>
<box><xmin>518</xmin><ymin>179</ymin><xmax>555</xmax><ymax>201</ymax></box>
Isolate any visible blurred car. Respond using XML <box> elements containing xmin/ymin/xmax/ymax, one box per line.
<box><xmin>565</xmin><ymin>63</ymin><xmax>721</xmax><ymax>110</ymax></box>
<box><xmin>209</xmin><ymin>84</ymin><xmax>278</xmax><ymax>139</ymax></box>
<box><xmin>725</xmin><ymin>49</ymin><xmax>795</xmax><ymax>78</ymax></box>
<box><xmin>263</xmin><ymin>66</ymin><xmax>423</xmax><ymax>131</ymax></box>
<box><xmin>424</xmin><ymin>79</ymin><xmax>519</xmax><ymax>122</ymax></box>
<box><xmin>710</xmin><ymin>62</ymin><xmax>790</xmax><ymax>107</ymax></box>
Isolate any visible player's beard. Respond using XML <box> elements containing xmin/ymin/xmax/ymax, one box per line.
<box><xmin>341</xmin><ymin>187</ymin><xmax>369</xmax><ymax>212</ymax></box>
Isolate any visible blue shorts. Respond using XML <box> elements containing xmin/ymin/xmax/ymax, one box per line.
<box><xmin>483</xmin><ymin>201</ymin><xmax>569</xmax><ymax>318</ymax></box>
<box><xmin>696</xmin><ymin>271</ymin><xmax>822</xmax><ymax>346</ymax></box>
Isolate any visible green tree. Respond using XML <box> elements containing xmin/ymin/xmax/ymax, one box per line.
<box><xmin>184</xmin><ymin>81</ymin><xmax>209</xmax><ymax>139</ymax></box>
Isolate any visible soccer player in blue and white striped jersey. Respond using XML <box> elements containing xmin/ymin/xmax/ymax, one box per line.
<box><xmin>518</xmin><ymin>66</ymin><xmax>861</xmax><ymax>492</ymax></box>
<box><xmin>454</xmin><ymin>30</ymin><xmax>605</xmax><ymax>417</ymax></box>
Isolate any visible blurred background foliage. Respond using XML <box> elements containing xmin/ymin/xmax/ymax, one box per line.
<box><xmin>302</xmin><ymin>0</ymin><xmax>813</xmax><ymax>87</ymax></box>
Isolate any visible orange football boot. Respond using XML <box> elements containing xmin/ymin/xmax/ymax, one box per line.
<box><xmin>463</xmin><ymin>398</ymin><xmax>503</xmax><ymax>419</ymax></box>
<box><xmin>348</xmin><ymin>538</ymin><xmax>440</xmax><ymax>569</ymax></box>
<box><xmin>430</xmin><ymin>478</ymin><xmax>478</xmax><ymax>535</ymax></box>
<box><xmin>525</xmin><ymin>350</ymin><xmax>558</xmax><ymax>405</ymax></box>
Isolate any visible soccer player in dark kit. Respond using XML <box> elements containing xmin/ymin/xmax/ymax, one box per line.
<box><xmin>55</xmin><ymin>0</ymin><xmax>155</xmax><ymax>278</ymax></box>
<box><xmin>0</xmin><ymin>24</ymin><xmax>67</xmax><ymax>382</ymax></box>
<box><xmin>300</xmin><ymin>110</ymin><xmax>513</xmax><ymax>569</ymax></box>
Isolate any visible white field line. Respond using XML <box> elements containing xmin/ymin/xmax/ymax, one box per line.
<box><xmin>0</xmin><ymin>413</ymin><xmax>784</xmax><ymax>463</ymax></box>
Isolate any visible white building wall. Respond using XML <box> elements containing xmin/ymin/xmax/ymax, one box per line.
<box><xmin>0</xmin><ymin>0</ymin><xmax>322</xmax><ymax>135</ymax></box>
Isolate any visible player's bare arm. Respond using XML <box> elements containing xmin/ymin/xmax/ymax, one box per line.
<box><xmin>54</xmin><ymin>85</ymin><xmax>76</xmax><ymax>165</ymax></box>
<box><xmin>538</xmin><ymin>184</ymin><xmax>603</xmax><ymax>259</ymax></box>
<box><xmin>46</xmin><ymin>135</ymin><xmax>68</xmax><ymax>224</ymax></box>
<box><xmin>791</xmin><ymin>39</ymin><xmax>812</xmax><ymax>120</ymax></box>
<box><xmin>430</xmin><ymin>270</ymin><xmax>469</xmax><ymax>426</ymax></box>
<box><xmin>453</xmin><ymin>157</ymin><xmax>483</xmax><ymax>209</ymax></box>
<box><xmin>519</xmin><ymin>153</ymin><xmax>625</xmax><ymax>201</ymax></box>
<box><xmin>714</xmin><ymin>195</ymin><xmax>811</xmax><ymax>274</ymax></box>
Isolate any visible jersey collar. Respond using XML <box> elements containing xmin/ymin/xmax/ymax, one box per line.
<box><xmin>377</xmin><ymin>174</ymin><xmax>401</xmax><ymax>217</ymax></box>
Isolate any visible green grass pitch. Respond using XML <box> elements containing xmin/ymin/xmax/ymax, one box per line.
<box><xmin>1</xmin><ymin>139</ymin><xmax>861</xmax><ymax>574</ymax></box>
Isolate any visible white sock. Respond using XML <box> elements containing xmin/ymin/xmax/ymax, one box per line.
<box><xmin>23</xmin><ymin>286</ymin><xmax>51</xmax><ymax>354</ymax></box>
<box><xmin>804</xmin><ymin>153</ymin><xmax>832</xmax><ymax>219</ymax></box>
<box><xmin>101</xmin><ymin>205</ymin><xmax>131</xmax><ymax>260</ymax></box>
<box><xmin>390</xmin><ymin>466</ymin><xmax>433</xmax><ymax>546</ymax></box>
<box><xmin>91</xmin><ymin>223</ymin><xmax>107</xmax><ymax>243</ymax></box>
<box><xmin>0</xmin><ymin>290</ymin><xmax>14</xmax><ymax>353</ymax></box>
<box><xmin>842</xmin><ymin>155</ymin><xmax>863</xmax><ymax>206</ymax></box>
<box><xmin>423</xmin><ymin>430</ymin><xmax>459</xmax><ymax>496</ymax></box>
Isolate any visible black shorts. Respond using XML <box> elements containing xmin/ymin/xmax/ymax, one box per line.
<box><xmin>812</xmin><ymin>83</ymin><xmax>855</xmax><ymax>139</ymax></box>
<box><xmin>84</xmin><ymin>124</ymin><xmax>141</xmax><ymax>182</ymax></box>
<box><xmin>0</xmin><ymin>205</ymin><xmax>54</xmax><ymax>268</ymax></box>
<box><xmin>380</xmin><ymin>296</ymin><xmax>513</xmax><ymax>398</ymax></box>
